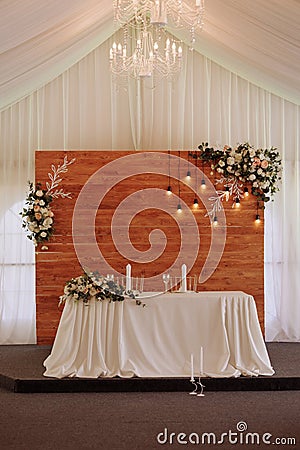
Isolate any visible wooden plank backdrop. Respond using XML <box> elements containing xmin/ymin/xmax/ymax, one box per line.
<box><xmin>35</xmin><ymin>150</ymin><xmax>264</xmax><ymax>344</ymax></box>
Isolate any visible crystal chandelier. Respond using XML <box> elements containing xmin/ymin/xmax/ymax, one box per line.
<box><xmin>113</xmin><ymin>1</ymin><xmax>205</xmax><ymax>40</ymax></box>
<box><xmin>110</xmin><ymin>20</ymin><xmax>183</xmax><ymax>79</ymax></box>
<box><xmin>111</xmin><ymin>0</ymin><xmax>205</xmax><ymax>80</ymax></box>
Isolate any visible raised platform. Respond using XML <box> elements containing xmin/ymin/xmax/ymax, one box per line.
<box><xmin>0</xmin><ymin>343</ymin><xmax>299</xmax><ymax>393</ymax></box>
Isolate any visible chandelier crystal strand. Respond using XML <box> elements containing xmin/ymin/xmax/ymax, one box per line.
<box><xmin>113</xmin><ymin>1</ymin><xmax>205</xmax><ymax>34</ymax></box>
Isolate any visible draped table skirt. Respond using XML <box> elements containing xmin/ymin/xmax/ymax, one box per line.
<box><xmin>43</xmin><ymin>291</ymin><xmax>274</xmax><ymax>378</ymax></box>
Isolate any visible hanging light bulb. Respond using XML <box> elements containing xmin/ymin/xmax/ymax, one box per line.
<box><xmin>244</xmin><ymin>187</ymin><xmax>249</xmax><ymax>197</ymax></box>
<box><xmin>255</xmin><ymin>214</ymin><xmax>261</xmax><ymax>223</ymax></box>
<box><xmin>186</xmin><ymin>170</ymin><xmax>191</xmax><ymax>179</ymax></box>
<box><xmin>177</xmin><ymin>203</ymin><xmax>182</xmax><ymax>213</ymax></box>
<box><xmin>225</xmin><ymin>186</ymin><xmax>230</xmax><ymax>201</ymax></box>
<box><xmin>235</xmin><ymin>198</ymin><xmax>240</xmax><ymax>208</ymax></box>
<box><xmin>201</xmin><ymin>179</ymin><xmax>206</xmax><ymax>189</ymax></box>
<box><xmin>213</xmin><ymin>215</ymin><xmax>218</xmax><ymax>226</ymax></box>
<box><xmin>167</xmin><ymin>185</ymin><xmax>172</xmax><ymax>195</ymax></box>
<box><xmin>193</xmin><ymin>198</ymin><xmax>199</xmax><ymax>207</ymax></box>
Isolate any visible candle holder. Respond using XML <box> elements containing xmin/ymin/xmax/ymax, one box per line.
<box><xmin>189</xmin><ymin>378</ymin><xmax>198</xmax><ymax>395</ymax></box>
<box><xmin>197</xmin><ymin>376</ymin><xmax>205</xmax><ymax>397</ymax></box>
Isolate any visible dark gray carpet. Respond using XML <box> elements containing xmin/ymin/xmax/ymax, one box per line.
<box><xmin>0</xmin><ymin>343</ymin><xmax>299</xmax><ymax>449</ymax></box>
<box><xmin>0</xmin><ymin>389</ymin><xmax>299</xmax><ymax>449</ymax></box>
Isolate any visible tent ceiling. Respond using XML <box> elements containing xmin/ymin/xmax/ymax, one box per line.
<box><xmin>0</xmin><ymin>0</ymin><xmax>299</xmax><ymax>111</ymax></box>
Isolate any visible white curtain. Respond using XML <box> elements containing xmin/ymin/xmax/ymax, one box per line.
<box><xmin>0</xmin><ymin>202</ymin><xmax>35</xmax><ymax>344</ymax></box>
<box><xmin>0</xmin><ymin>2</ymin><xmax>300</xmax><ymax>343</ymax></box>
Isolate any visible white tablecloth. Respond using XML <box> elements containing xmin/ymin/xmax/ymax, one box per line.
<box><xmin>43</xmin><ymin>291</ymin><xmax>274</xmax><ymax>378</ymax></box>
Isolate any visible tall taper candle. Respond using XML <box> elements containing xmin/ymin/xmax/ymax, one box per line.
<box><xmin>190</xmin><ymin>353</ymin><xmax>194</xmax><ymax>381</ymax></box>
<box><xmin>181</xmin><ymin>264</ymin><xmax>187</xmax><ymax>292</ymax></box>
<box><xmin>200</xmin><ymin>346</ymin><xmax>204</xmax><ymax>376</ymax></box>
<box><xmin>126</xmin><ymin>264</ymin><xmax>131</xmax><ymax>291</ymax></box>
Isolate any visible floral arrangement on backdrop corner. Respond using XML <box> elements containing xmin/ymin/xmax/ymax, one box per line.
<box><xmin>20</xmin><ymin>156</ymin><xmax>75</xmax><ymax>247</ymax></box>
<box><xmin>190</xmin><ymin>142</ymin><xmax>282</xmax><ymax>218</ymax></box>
<box><xmin>59</xmin><ymin>269</ymin><xmax>146</xmax><ymax>307</ymax></box>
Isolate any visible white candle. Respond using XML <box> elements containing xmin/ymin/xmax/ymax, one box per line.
<box><xmin>200</xmin><ymin>346</ymin><xmax>204</xmax><ymax>376</ymax></box>
<box><xmin>190</xmin><ymin>353</ymin><xmax>194</xmax><ymax>381</ymax></box>
<box><xmin>181</xmin><ymin>264</ymin><xmax>187</xmax><ymax>292</ymax></box>
<box><xmin>126</xmin><ymin>264</ymin><xmax>131</xmax><ymax>291</ymax></box>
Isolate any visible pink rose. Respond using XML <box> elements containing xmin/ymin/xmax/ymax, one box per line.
<box><xmin>261</xmin><ymin>160</ymin><xmax>269</xmax><ymax>169</ymax></box>
<box><xmin>253</xmin><ymin>157</ymin><xmax>261</xmax><ymax>167</ymax></box>
<box><xmin>35</xmin><ymin>212</ymin><xmax>42</xmax><ymax>220</ymax></box>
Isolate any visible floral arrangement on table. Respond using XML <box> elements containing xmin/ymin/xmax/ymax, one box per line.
<box><xmin>20</xmin><ymin>156</ymin><xmax>75</xmax><ymax>247</ymax></box>
<box><xmin>59</xmin><ymin>270</ymin><xmax>146</xmax><ymax>307</ymax></box>
<box><xmin>190</xmin><ymin>142</ymin><xmax>282</xmax><ymax>218</ymax></box>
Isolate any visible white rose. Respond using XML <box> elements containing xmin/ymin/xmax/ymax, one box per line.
<box><xmin>227</xmin><ymin>157</ymin><xmax>235</xmax><ymax>165</ymax></box>
<box><xmin>227</xmin><ymin>166</ymin><xmax>233</xmax><ymax>172</ymax></box>
<box><xmin>39</xmin><ymin>200</ymin><xmax>45</xmax><ymax>206</ymax></box>
<box><xmin>43</xmin><ymin>217</ymin><xmax>53</xmax><ymax>228</ymax></box>
<box><xmin>257</xmin><ymin>168</ymin><xmax>263</xmax><ymax>175</ymax></box>
<box><xmin>253</xmin><ymin>182</ymin><xmax>258</xmax><ymax>187</ymax></box>
<box><xmin>40</xmin><ymin>231</ymin><xmax>47</xmax><ymax>238</ymax></box>
<box><xmin>217</xmin><ymin>168</ymin><xmax>224</xmax><ymax>173</ymax></box>
<box><xmin>89</xmin><ymin>287</ymin><xmax>97</xmax><ymax>296</ymax></box>
<box><xmin>219</xmin><ymin>160</ymin><xmax>225</xmax><ymax>167</ymax></box>
<box><xmin>36</xmin><ymin>190</ymin><xmax>44</xmax><ymax>197</ymax></box>
<box><xmin>262</xmin><ymin>181</ymin><xmax>270</xmax><ymax>188</ymax></box>
<box><xmin>249</xmin><ymin>149</ymin><xmax>256</xmax><ymax>157</ymax></box>
<box><xmin>235</xmin><ymin>154</ymin><xmax>242</xmax><ymax>162</ymax></box>
<box><xmin>259</xmin><ymin>153</ymin><xmax>265</xmax><ymax>160</ymax></box>
<box><xmin>28</xmin><ymin>223</ymin><xmax>35</xmax><ymax>232</ymax></box>
<box><xmin>249</xmin><ymin>174</ymin><xmax>256</xmax><ymax>181</ymax></box>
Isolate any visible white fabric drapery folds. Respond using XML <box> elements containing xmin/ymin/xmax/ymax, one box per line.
<box><xmin>44</xmin><ymin>293</ymin><xmax>274</xmax><ymax>378</ymax></box>
<box><xmin>0</xmin><ymin>0</ymin><xmax>299</xmax><ymax>343</ymax></box>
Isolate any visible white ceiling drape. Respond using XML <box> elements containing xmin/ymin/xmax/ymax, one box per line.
<box><xmin>0</xmin><ymin>0</ymin><xmax>299</xmax><ymax>112</ymax></box>
<box><xmin>0</xmin><ymin>0</ymin><xmax>115</xmax><ymax>111</ymax></box>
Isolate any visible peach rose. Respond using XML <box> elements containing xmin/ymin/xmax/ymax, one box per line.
<box><xmin>253</xmin><ymin>157</ymin><xmax>261</xmax><ymax>167</ymax></box>
<box><xmin>35</xmin><ymin>212</ymin><xmax>42</xmax><ymax>220</ymax></box>
<box><xmin>261</xmin><ymin>160</ymin><xmax>269</xmax><ymax>169</ymax></box>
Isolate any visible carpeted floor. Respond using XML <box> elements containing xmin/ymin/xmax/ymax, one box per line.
<box><xmin>0</xmin><ymin>389</ymin><xmax>299</xmax><ymax>449</ymax></box>
<box><xmin>0</xmin><ymin>343</ymin><xmax>299</xmax><ymax>449</ymax></box>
